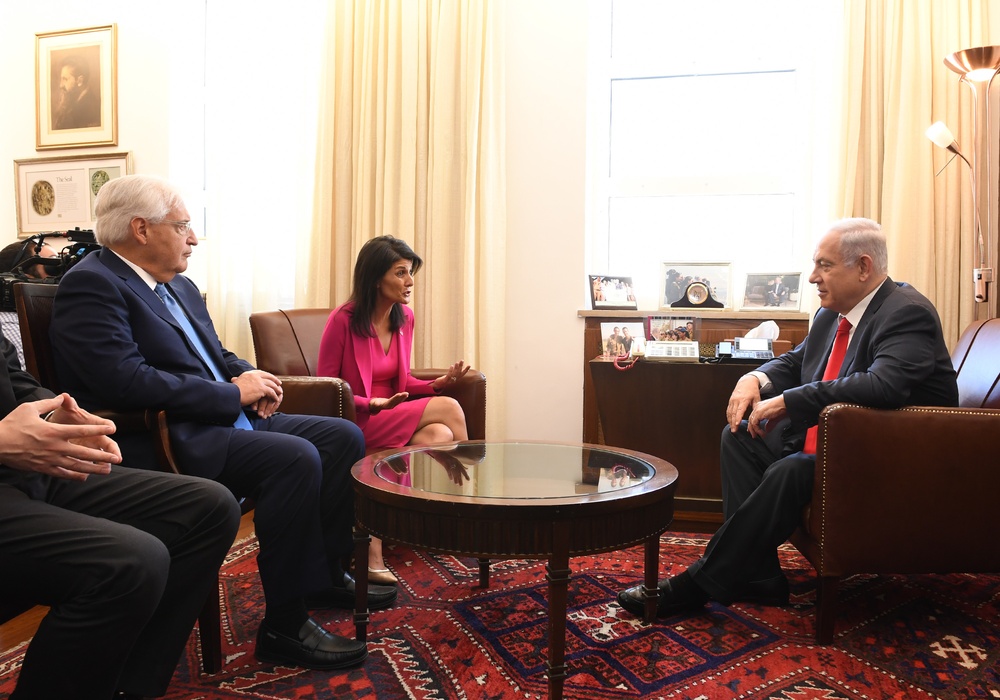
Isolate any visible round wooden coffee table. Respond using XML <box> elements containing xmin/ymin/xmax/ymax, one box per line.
<box><xmin>350</xmin><ymin>440</ymin><xmax>678</xmax><ymax>700</ymax></box>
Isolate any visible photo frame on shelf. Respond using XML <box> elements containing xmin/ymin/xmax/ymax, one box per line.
<box><xmin>36</xmin><ymin>24</ymin><xmax>118</xmax><ymax>150</ymax></box>
<box><xmin>646</xmin><ymin>315</ymin><xmax>698</xmax><ymax>342</ymax></box>
<box><xmin>740</xmin><ymin>272</ymin><xmax>803</xmax><ymax>311</ymax></box>
<box><xmin>589</xmin><ymin>275</ymin><xmax>638</xmax><ymax>310</ymax></box>
<box><xmin>599</xmin><ymin>321</ymin><xmax>643</xmax><ymax>357</ymax></box>
<box><xmin>660</xmin><ymin>262</ymin><xmax>731</xmax><ymax>309</ymax></box>
<box><xmin>14</xmin><ymin>151</ymin><xmax>133</xmax><ymax>235</ymax></box>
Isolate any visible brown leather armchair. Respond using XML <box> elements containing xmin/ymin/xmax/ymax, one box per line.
<box><xmin>11</xmin><ymin>282</ymin><xmax>224</xmax><ymax>674</ymax></box>
<box><xmin>249</xmin><ymin>308</ymin><xmax>487</xmax><ymax>442</ymax></box>
<box><xmin>790</xmin><ymin>318</ymin><xmax>1000</xmax><ymax>644</ymax></box>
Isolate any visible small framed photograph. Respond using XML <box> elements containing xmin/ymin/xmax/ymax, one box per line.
<box><xmin>36</xmin><ymin>24</ymin><xmax>118</xmax><ymax>150</ymax></box>
<box><xmin>741</xmin><ymin>272</ymin><xmax>803</xmax><ymax>311</ymax></box>
<box><xmin>589</xmin><ymin>275</ymin><xmax>638</xmax><ymax>310</ymax></box>
<box><xmin>14</xmin><ymin>151</ymin><xmax>133</xmax><ymax>235</ymax></box>
<box><xmin>647</xmin><ymin>315</ymin><xmax>697</xmax><ymax>342</ymax></box>
<box><xmin>660</xmin><ymin>263</ymin><xmax>732</xmax><ymax>309</ymax></box>
<box><xmin>599</xmin><ymin>321</ymin><xmax>643</xmax><ymax>357</ymax></box>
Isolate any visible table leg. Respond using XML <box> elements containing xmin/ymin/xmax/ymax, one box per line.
<box><xmin>478</xmin><ymin>557</ymin><xmax>490</xmax><ymax>587</ymax></box>
<box><xmin>643</xmin><ymin>533</ymin><xmax>661</xmax><ymax>623</ymax></box>
<box><xmin>546</xmin><ymin>525</ymin><xmax>570</xmax><ymax>700</ymax></box>
<box><xmin>353</xmin><ymin>529</ymin><xmax>371</xmax><ymax>641</ymax></box>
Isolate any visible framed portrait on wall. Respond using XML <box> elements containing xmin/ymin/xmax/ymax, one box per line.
<box><xmin>35</xmin><ymin>24</ymin><xmax>118</xmax><ymax>150</ymax></box>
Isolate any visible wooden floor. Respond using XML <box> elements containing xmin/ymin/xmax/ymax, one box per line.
<box><xmin>0</xmin><ymin>513</ymin><xmax>715</xmax><ymax>655</ymax></box>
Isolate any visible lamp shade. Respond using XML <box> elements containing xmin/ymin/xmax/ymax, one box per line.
<box><xmin>926</xmin><ymin>121</ymin><xmax>956</xmax><ymax>149</ymax></box>
<box><xmin>944</xmin><ymin>46</ymin><xmax>1000</xmax><ymax>80</ymax></box>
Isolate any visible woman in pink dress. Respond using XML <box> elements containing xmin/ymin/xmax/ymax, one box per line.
<box><xmin>317</xmin><ymin>236</ymin><xmax>469</xmax><ymax>584</ymax></box>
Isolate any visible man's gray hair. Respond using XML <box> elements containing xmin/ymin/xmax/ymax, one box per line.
<box><xmin>827</xmin><ymin>218</ymin><xmax>888</xmax><ymax>275</ymax></box>
<box><xmin>94</xmin><ymin>175</ymin><xmax>185</xmax><ymax>246</ymax></box>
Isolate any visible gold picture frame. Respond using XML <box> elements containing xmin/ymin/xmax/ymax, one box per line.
<box><xmin>14</xmin><ymin>152</ymin><xmax>133</xmax><ymax>235</ymax></box>
<box><xmin>35</xmin><ymin>24</ymin><xmax>118</xmax><ymax>150</ymax></box>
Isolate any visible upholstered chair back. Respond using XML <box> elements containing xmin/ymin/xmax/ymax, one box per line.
<box><xmin>951</xmin><ymin>318</ymin><xmax>1000</xmax><ymax>408</ymax></box>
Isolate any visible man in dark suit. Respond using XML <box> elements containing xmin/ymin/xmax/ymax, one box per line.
<box><xmin>0</xmin><ymin>331</ymin><xmax>241</xmax><ymax>699</ymax></box>
<box><xmin>765</xmin><ymin>275</ymin><xmax>786</xmax><ymax>306</ymax></box>
<box><xmin>617</xmin><ymin>218</ymin><xmax>959</xmax><ymax>617</ymax></box>
<box><xmin>49</xmin><ymin>174</ymin><xmax>397</xmax><ymax>671</ymax></box>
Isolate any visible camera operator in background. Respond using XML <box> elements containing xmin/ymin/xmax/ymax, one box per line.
<box><xmin>0</xmin><ymin>238</ymin><xmax>62</xmax><ymax>369</ymax></box>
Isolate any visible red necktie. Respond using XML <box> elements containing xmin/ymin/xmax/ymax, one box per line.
<box><xmin>803</xmin><ymin>316</ymin><xmax>852</xmax><ymax>454</ymax></box>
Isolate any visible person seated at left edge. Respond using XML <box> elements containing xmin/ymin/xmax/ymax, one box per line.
<box><xmin>49</xmin><ymin>174</ymin><xmax>398</xmax><ymax>672</ymax></box>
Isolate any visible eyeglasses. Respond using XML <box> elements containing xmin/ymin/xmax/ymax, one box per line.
<box><xmin>159</xmin><ymin>219</ymin><xmax>194</xmax><ymax>235</ymax></box>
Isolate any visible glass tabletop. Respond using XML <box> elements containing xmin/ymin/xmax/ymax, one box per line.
<box><xmin>370</xmin><ymin>442</ymin><xmax>655</xmax><ymax>499</ymax></box>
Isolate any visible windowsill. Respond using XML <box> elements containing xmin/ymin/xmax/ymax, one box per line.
<box><xmin>578</xmin><ymin>308</ymin><xmax>810</xmax><ymax>320</ymax></box>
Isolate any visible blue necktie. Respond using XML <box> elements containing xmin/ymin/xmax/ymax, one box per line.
<box><xmin>154</xmin><ymin>283</ymin><xmax>253</xmax><ymax>431</ymax></box>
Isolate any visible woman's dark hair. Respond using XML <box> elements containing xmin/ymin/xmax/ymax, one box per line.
<box><xmin>349</xmin><ymin>236</ymin><xmax>423</xmax><ymax>337</ymax></box>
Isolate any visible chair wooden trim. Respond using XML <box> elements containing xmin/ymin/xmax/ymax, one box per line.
<box><xmin>15</xmin><ymin>282</ymin><xmax>59</xmax><ymax>392</ymax></box>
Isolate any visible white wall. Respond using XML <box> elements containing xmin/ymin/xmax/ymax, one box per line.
<box><xmin>0</xmin><ymin>2</ymin><xmax>590</xmax><ymax>443</ymax></box>
<box><xmin>0</xmin><ymin>1</ymin><xmax>209</xmax><ymax>284</ymax></box>
<box><xmin>503</xmin><ymin>0</ymin><xmax>588</xmax><ymax>442</ymax></box>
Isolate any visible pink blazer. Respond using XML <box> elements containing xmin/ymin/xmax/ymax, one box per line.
<box><xmin>317</xmin><ymin>302</ymin><xmax>435</xmax><ymax>424</ymax></box>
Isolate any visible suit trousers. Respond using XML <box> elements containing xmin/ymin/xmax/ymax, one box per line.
<box><xmin>216</xmin><ymin>412</ymin><xmax>365</xmax><ymax>608</ymax></box>
<box><xmin>687</xmin><ymin>421</ymin><xmax>815</xmax><ymax>603</ymax></box>
<box><xmin>0</xmin><ymin>466</ymin><xmax>241</xmax><ymax>700</ymax></box>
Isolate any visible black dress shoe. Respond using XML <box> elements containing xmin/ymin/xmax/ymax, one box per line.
<box><xmin>616</xmin><ymin>571</ymin><xmax>709</xmax><ymax>618</ymax></box>
<box><xmin>305</xmin><ymin>573</ymin><xmax>398</xmax><ymax>611</ymax></box>
<box><xmin>255</xmin><ymin>618</ymin><xmax>368</xmax><ymax>670</ymax></box>
<box><xmin>735</xmin><ymin>575</ymin><xmax>789</xmax><ymax>606</ymax></box>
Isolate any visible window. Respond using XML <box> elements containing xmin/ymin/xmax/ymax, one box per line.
<box><xmin>588</xmin><ymin>0</ymin><xmax>833</xmax><ymax>309</ymax></box>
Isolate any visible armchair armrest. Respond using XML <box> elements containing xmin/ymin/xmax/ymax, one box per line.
<box><xmin>94</xmin><ymin>408</ymin><xmax>180</xmax><ymax>474</ymax></box>
<box><xmin>277</xmin><ymin>375</ymin><xmax>357</xmax><ymax>423</ymax></box>
<box><xmin>806</xmin><ymin>402</ymin><xmax>1000</xmax><ymax>575</ymax></box>
<box><xmin>412</xmin><ymin>368</ymin><xmax>487</xmax><ymax>440</ymax></box>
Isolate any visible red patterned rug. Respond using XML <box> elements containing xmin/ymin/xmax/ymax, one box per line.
<box><xmin>3</xmin><ymin>532</ymin><xmax>999</xmax><ymax>699</ymax></box>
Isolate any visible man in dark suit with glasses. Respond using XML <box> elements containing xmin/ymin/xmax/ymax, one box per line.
<box><xmin>50</xmin><ymin>174</ymin><xmax>397</xmax><ymax>672</ymax></box>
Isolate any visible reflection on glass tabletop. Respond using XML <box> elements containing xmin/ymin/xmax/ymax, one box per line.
<box><xmin>372</xmin><ymin>442</ymin><xmax>655</xmax><ymax>499</ymax></box>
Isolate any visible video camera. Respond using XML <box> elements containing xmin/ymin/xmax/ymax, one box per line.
<box><xmin>0</xmin><ymin>228</ymin><xmax>101</xmax><ymax>311</ymax></box>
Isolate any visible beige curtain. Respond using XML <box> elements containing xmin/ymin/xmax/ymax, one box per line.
<box><xmin>203</xmin><ymin>2</ymin><xmax>326</xmax><ymax>361</ymax></box>
<box><xmin>301</xmin><ymin>0</ymin><xmax>506</xmax><ymax>437</ymax></box>
<box><xmin>834</xmin><ymin>0</ymin><xmax>1000</xmax><ymax>345</ymax></box>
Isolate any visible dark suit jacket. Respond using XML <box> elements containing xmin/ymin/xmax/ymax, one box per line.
<box><xmin>758</xmin><ymin>278</ymin><xmax>958</xmax><ymax>450</ymax></box>
<box><xmin>50</xmin><ymin>249</ymin><xmax>253</xmax><ymax>477</ymax></box>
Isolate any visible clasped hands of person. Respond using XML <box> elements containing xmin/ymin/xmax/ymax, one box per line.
<box><xmin>0</xmin><ymin>393</ymin><xmax>122</xmax><ymax>480</ymax></box>
<box><xmin>368</xmin><ymin>360</ymin><xmax>471</xmax><ymax>415</ymax></box>
<box><xmin>233</xmin><ymin>369</ymin><xmax>284</xmax><ymax>419</ymax></box>
<box><xmin>727</xmin><ymin>373</ymin><xmax>787</xmax><ymax>439</ymax></box>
